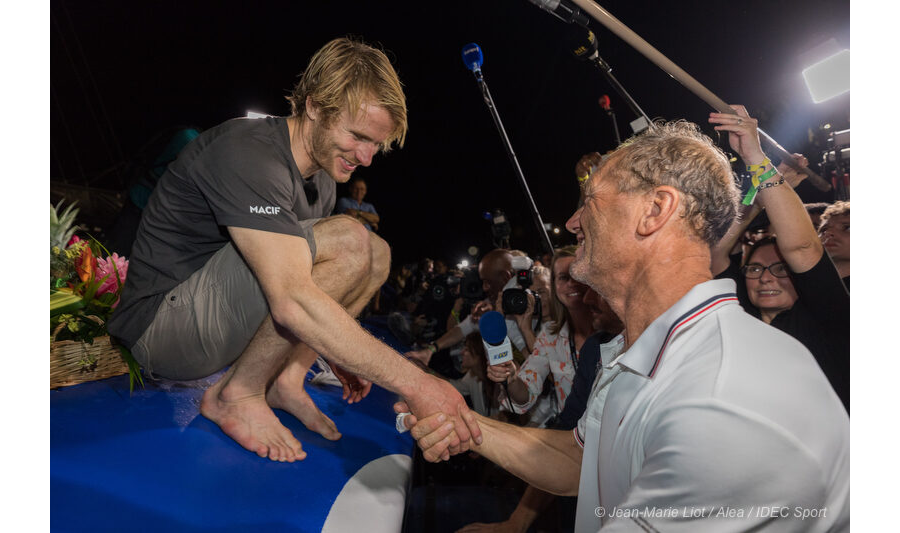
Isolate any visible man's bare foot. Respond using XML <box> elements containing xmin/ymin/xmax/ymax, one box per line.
<box><xmin>200</xmin><ymin>374</ymin><xmax>307</xmax><ymax>462</ymax></box>
<box><xmin>267</xmin><ymin>370</ymin><xmax>342</xmax><ymax>441</ymax></box>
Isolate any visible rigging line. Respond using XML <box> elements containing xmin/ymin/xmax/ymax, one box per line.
<box><xmin>59</xmin><ymin>0</ymin><xmax>127</xmax><ymax>183</ymax></box>
<box><xmin>51</xmin><ymin>5</ymin><xmax>117</xmax><ymax>188</ymax></box>
<box><xmin>51</xmin><ymin>82</ymin><xmax>88</xmax><ymax>185</ymax></box>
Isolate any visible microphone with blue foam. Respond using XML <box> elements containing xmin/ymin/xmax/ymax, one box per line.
<box><xmin>461</xmin><ymin>42</ymin><xmax>484</xmax><ymax>80</ymax></box>
<box><xmin>479</xmin><ymin>311</ymin><xmax>515</xmax><ymax>366</ymax></box>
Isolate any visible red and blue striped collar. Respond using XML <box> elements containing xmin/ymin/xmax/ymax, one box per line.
<box><xmin>611</xmin><ymin>279</ymin><xmax>739</xmax><ymax>378</ymax></box>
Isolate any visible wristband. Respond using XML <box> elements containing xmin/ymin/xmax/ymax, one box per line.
<box><xmin>427</xmin><ymin>342</ymin><xmax>438</xmax><ymax>354</ymax></box>
<box><xmin>742</xmin><ymin>167</ymin><xmax>780</xmax><ymax>206</ymax></box>
<box><xmin>757</xmin><ymin>177</ymin><xmax>785</xmax><ymax>191</ymax></box>
<box><xmin>746</xmin><ymin>157</ymin><xmax>771</xmax><ymax>175</ymax></box>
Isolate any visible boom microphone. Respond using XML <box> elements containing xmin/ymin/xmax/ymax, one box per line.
<box><xmin>480</xmin><ymin>311</ymin><xmax>514</xmax><ymax>366</ymax></box>
<box><xmin>462</xmin><ymin>42</ymin><xmax>484</xmax><ymax>75</ymax></box>
<box><xmin>527</xmin><ymin>0</ymin><xmax>590</xmax><ymax>27</ymax></box>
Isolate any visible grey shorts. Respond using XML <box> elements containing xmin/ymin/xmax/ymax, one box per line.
<box><xmin>132</xmin><ymin>220</ymin><xmax>320</xmax><ymax>380</ymax></box>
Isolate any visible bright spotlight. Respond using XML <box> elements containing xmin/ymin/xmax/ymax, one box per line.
<box><xmin>552</xmin><ymin>227</ymin><xmax>560</xmax><ymax>234</ymax></box>
<box><xmin>246</xmin><ymin>110</ymin><xmax>269</xmax><ymax>118</ymax></box>
<box><xmin>802</xmin><ymin>49</ymin><xmax>850</xmax><ymax>103</ymax></box>
<box><xmin>458</xmin><ymin>259</ymin><xmax>469</xmax><ymax>269</ymax></box>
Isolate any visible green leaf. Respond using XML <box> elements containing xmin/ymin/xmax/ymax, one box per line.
<box><xmin>50</xmin><ymin>290</ymin><xmax>85</xmax><ymax>317</ymax></box>
<box><xmin>116</xmin><ymin>345</ymin><xmax>144</xmax><ymax>393</ymax></box>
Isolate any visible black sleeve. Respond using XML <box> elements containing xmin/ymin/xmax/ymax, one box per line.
<box><xmin>791</xmin><ymin>251</ymin><xmax>850</xmax><ymax>334</ymax></box>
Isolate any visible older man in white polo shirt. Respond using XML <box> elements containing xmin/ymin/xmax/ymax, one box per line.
<box><xmin>398</xmin><ymin>115</ymin><xmax>849</xmax><ymax>532</ymax></box>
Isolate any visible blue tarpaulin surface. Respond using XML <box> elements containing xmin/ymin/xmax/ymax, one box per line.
<box><xmin>51</xmin><ymin>319</ymin><xmax>414</xmax><ymax>532</ymax></box>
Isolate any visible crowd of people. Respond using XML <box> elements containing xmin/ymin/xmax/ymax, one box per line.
<box><xmin>107</xmin><ymin>35</ymin><xmax>850</xmax><ymax>531</ymax></box>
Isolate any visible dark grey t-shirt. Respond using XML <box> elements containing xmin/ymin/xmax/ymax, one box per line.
<box><xmin>108</xmin><ymin>116</ymin><xmax>336</xmax><ymax>349</ymax></box>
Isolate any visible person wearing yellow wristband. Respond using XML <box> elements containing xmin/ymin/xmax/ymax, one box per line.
<box><xmin>709</xmin><ymin>105</ymin><xmax>849</xmax><ymax>411</ymax></box>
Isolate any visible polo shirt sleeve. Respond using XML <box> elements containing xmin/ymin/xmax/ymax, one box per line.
<box><xmin>189</xmin><ymin>134</ymin><xmax>304</xmax><ymax>238</ymax></box>
<box><xmin>599</xmin><ymin>401</ymin><xmax>829</xmax><ymax>532</ymax></box>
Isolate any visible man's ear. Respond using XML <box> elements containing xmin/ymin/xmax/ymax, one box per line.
<box><xmin>305</xmin><ymin>96</ymin><xmax>319</xmax><ymax>121</ymax></box>
<box><xmin>637</xmin><ymin>186</ymin><xmax>680</xmax><ymax>236</ymax></box>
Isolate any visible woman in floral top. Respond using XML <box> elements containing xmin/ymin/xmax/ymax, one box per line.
<box><xmin>488</xmin><ymin>246</ymin><xmax>598</xmax><ymax>417</ymax></box>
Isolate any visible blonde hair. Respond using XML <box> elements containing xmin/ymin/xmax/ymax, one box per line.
<box><xmin>287</xmin><ymin>37</ymin><xmax>408</xmax><ymax>152</ymax></box>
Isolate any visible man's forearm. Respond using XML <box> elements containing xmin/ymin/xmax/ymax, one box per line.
<box><xmin>471</xmin><ymin>413</ymin><xmax>582</xmax><ymax>496</ymax></box>
<box><xmin>433</xmin><ymin>324</ymin><xmax>464</xmax><ymax>351</ymax></box>
<box><xmin>275</xmin><ymin>279</ymin><xmax>424</xmax><ymax>397</ymax></box>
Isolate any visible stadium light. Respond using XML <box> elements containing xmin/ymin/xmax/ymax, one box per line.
<box><xmin>802</xmin><ymin>49</ymin><xmax>850</xmax><ymax>104</ymax></box>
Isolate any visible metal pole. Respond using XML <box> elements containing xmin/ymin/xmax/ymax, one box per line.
<box><xmin>472</xmin><ymin>70</ymin><xmax>555</xmax><ymax>255</ymax></box>
<box><xmin>571</xmin><ymin>0</ymin><xmax>832</xmax><ymax>191</ymax></box>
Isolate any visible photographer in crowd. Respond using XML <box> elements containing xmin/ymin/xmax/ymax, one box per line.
<box><xmin>488</xmin><ymin>246</ymin><xmax>597</xmax><ymax>424</ymax></box>
<box><xmin>405</xmin><ymin>248</ymin><xmax>539</xmax><ymax>365</ymax></box>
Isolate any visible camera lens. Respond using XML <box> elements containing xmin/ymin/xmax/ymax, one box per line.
<box><xmin>502</xmin><ymin>288</ymin><xmax>528</xmax><ymax>315</ymax></box>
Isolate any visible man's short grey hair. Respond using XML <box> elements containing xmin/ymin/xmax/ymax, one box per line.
<box><xmin>609</xmin><ymin>120</ymin><xmax>740</xmax><ymax>246</ymax></box>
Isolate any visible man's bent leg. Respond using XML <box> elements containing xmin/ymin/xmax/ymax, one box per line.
<box><xmin>267</xmin><ymin>216</ymin><xmax>390</xmax><ymax>420</ymax></box>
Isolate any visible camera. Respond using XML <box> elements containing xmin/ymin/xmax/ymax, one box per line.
<box><xmin>460</xmin><ymin>267</ymin><xmax>486</xmax><ymax>303</ymax></box>
<box><xmin>428</xmin><ymin>273</ymin><xmax>460</xmax><ymax>302</ymax></box>
<box><xmin>502</xmin><ymin>256</ymin><xmax>541</xmax><ymax>317</ymax></box>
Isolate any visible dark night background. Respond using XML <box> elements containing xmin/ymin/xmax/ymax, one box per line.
<box><xmin>50</xmin><ymin>0</ymin><xmax>850</xmax><ymax>266</ymax></box>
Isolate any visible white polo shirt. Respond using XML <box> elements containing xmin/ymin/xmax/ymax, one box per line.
<box><xmin>574</xmin><ymin>279</ymin><xmax>849</xmax><ymax>532</ymax></box>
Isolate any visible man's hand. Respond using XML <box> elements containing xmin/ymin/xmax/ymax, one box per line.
<box><xmin>777</xmin><ymin>153</ymin><xmax>810</xmax><ymax>188</ymax></box>
<box><xmin>394</xmin><ymin>380</ymin><xmax>482</xmax><ymax>462</ymax></box>
<box><xmin>471</xmin><ymin>299</ymin><xmax>493</xmax><ymax>322</ymax></box>
<box><xmin>327</xmin><ymin>361</ymin><xmax>372</xmax><ymax>404</ymax></box>
<box><xmin>708</xmin><ymin>104</ymin><xmax>766</xmax><ymax>165</ymax></box>
<box><xmin>404</xmin><ymin>348</ymin><xmax>433</xmax><ymax>366</ymax></box>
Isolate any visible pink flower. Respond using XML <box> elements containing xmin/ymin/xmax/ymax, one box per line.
<box><xmin>95</xmin><ymin>253</ymin><xmax>129</xmax><ymax>307</ymax></box>
<box><xmin>67</xmin><ymin>235</ymin><xmax>82</xmax><ymax>247</ymax></box>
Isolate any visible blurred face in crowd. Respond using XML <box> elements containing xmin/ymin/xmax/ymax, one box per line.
<box><xmin>583</xmin><ymin>289</ymin><xmax>623</xmax><ymax>333</ymax></box>
<box><xmin>531</xmin><ymin>269</ymin><xmax>552</xmax><ymax>320</ymax></box>
<box><xmin>744</xmin><ymin>244</ymin><xmax>799</xmax><ymax>322</ymax></box>
<box><xmin>349</xmin><ymin>179</ymin><xmax>367</xmax><ymax>203</ymax></box>
<box><xmin>553</xmin><ymin>256</ymin><xmax>589</xmax><ymax>311</ymax></box>
<box><xmin>819</xmin><ymin>214</ymin><xmax>850</xmax><ymax>264</ymax></box>
<box><xmin>461</xmin><ymin>343</ymin><xmax>476</xmax><ymax>373</ymax></box>
<box><xmin>479</xmin><ymin>256</ymin><xmax>512</xmax><ymax>301</ymax></box>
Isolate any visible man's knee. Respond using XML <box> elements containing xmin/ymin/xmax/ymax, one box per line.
<box><xmin>313</xmin><ymin>215</ymin><xmax>372</xmax><ymax>275</ymax></box>
<box><xmin>369</xmin><ymin>233</ymin><xmax>391</xmax><ymax>286</ymax></box>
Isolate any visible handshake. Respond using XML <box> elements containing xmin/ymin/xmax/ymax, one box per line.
<box><xmin>393</xmin><ymin>399</ymin><xmax>484</xmax><ymax>462</ymax></box>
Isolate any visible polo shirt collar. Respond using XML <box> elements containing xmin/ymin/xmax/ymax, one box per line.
<box><xmin>610</xmin><ymin>279</ymin><xmax>739</xmax><ymax>378</ymax></box>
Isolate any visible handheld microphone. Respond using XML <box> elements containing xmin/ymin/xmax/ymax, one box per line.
<box><xmin>480</xmin><ymin>311</ymin><xmax>514</xmax><ymax>366</ymax></box>
<box><xmin>461</xmin><ymin>42</ymin><xmax>484</xmax><ymax>75</ymax></box>
<box><xmin>526</xmin><ymin>0</ymin><xmax>590</xmax><ymax>28</ymax></box>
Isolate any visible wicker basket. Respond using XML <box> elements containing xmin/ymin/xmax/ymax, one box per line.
<box><xmin>50</xmin><ymin>317</ymin><xmax>129</xmax><ymax>389</ymax></box>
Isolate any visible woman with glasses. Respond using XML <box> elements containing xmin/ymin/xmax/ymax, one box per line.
<box><xmin>709</xmin><ymin>105</ymin><xmax>849</xmax><ymax>411</ymax></box>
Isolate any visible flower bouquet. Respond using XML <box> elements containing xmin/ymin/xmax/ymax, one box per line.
<box><xmin>50</xmin><ymin>200</ymin><xmax>142</xmax><ymax>390</ymax></box>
